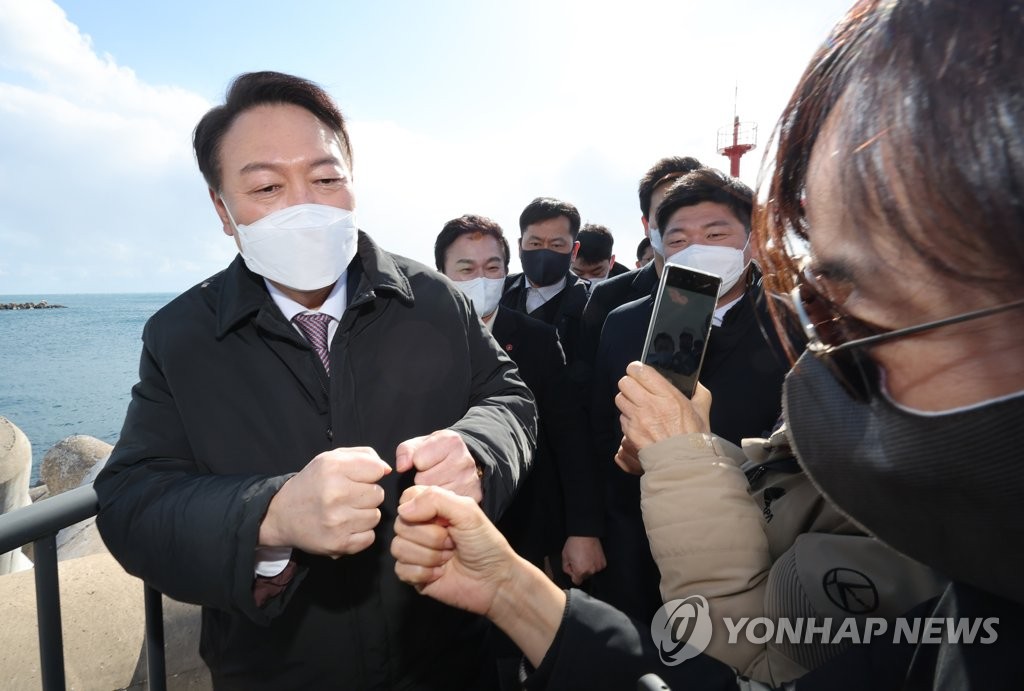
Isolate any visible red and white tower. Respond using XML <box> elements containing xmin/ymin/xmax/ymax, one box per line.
<box><xmin>717</xmin><ymin>89</ymin><xmax>757</xmax><ymax>177</ymax></box>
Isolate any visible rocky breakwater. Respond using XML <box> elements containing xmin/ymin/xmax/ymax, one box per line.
<box><xmin>0</xmin><ymin>300</ymin><xmax>66</xmax><ymax>310</ymax></box>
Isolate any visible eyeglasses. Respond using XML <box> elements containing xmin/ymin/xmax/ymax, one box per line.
<box><xmin>783</xmin><ymin>264</ymin><xmax>1024</xmax><ymax>402</ymax></box>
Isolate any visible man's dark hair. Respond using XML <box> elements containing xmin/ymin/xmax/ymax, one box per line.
<box><xmin>193</xmin><ymin>71</ymin><xmax>353</xmax><ymax>192</ymax></box>
<box><xmin>434</xmin><ymin>214</ymin><xmax>510</xmax><ymax>272</ymax></box>
<box><xmin>655</xmin><ymin>168</ymin><xmax>754</xmax><ymax>235</ymax></box>
<box><xmin>518</xmin><ymin>197</ymin><xmax>581</xmax><ymax>239</ymax></box>
<box><xmin>636</xmin><ymin>236</ymin><xmax>652</xmax><ymax>262</ymax></box>
<box><xmin>638</xmin><ymin>156</ymin><xmax>704</xmax><ymax>220</ymax></box>
<box><xmin>576</xmin><ymin>224</ymin><xmax>615</xmax><ymax>262</ymax></box>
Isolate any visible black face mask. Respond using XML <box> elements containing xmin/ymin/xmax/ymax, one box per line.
<box><xmin>783</xmin><ymin>351</ymin><xmax>1024</xmax><ymax>605</ymax></box>
<box><xmin>520</xmin><ymin>248</ymin><xmax>572</xmax><ymax>288</ymax></box>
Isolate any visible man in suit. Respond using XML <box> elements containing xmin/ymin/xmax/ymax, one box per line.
<box><xmin>590</xmin><ymin>167</ymin><xmax>790</xmax><ymax>622</ymax></box>
<box><xmin>500</xmin><ymin>197</ymin><xmax>590</xmax><ymax>366</ymax></box>
<box><xmin>95</xmin><ymin>72</ymin><xmax>535</xmax><ymax>690</ymax></box>
<box><xmin>577</xmin><ymin>156</ymin><xmax>704</xmax><ymax>375</ymax></box>
<box><xmin>571</xmin><ymin>223</ymin><xmax>629</xmax><ymax>294</ymax></box>
<box><xmin>435</xmin><ymin>214</ymin><xmax>605</xmax><ymax>586</ymax></box>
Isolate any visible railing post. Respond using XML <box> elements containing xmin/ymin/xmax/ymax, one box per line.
<box><xmin>33</xmin><ymin>534</ymin><xmax>65</xmax><ymax>691</ymax></box>
<box><xmin>144</xmin><ymin>584</ymin><xmax>167</xmax><ymax>691</ymax></box>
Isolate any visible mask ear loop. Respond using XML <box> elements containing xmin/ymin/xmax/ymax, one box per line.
<box><xmin>219</xmin><ymin>196</ymin><xmax>247</xmax><ymax>252</ymax></box>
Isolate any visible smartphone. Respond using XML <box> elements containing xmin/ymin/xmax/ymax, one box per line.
<box><xmin>641</xmin><ymin>263</ymin><xmax>721</xmax><ymax>397</ymax></box>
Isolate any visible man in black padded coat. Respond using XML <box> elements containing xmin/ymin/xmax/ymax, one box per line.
<box><xmin>95</xmin><ymin>72</ymin><xmax>536</xmax><ymax>691</ymax></box>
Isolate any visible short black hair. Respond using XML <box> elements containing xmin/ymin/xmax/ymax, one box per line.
<box><xmin>636</xmin><ymin>236</ymin><xmax>652</xmax><ymax>262</ymax></box>
<box><xmin>518</xmin><ymin>197</ymin><xmax>581</xmax><ymax>239</ymax></box>
<box><xmin>434</xmin><ymin>214</ymin><xmax>510</xmax><ymax>272</ymax></box>
<box><xmin>193</xmin><ymin>71</ymin><xmax>352</xmax><ymax>192</ymax></box>
<box><xmin>655</xmin><ymin>168</ymin><xmax>753</xmax><ymax>235</ymax></box>
<box><xmin>576</xmin><ymin>224</ymin><xmax>614</xmax><ymax>262</ymax></box>
<box><xmin>638</xmin><ymin>156</ymin><xmax>704</xmax><ymax>220</ymax></box>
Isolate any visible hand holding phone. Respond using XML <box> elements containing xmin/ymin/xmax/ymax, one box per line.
<box><xmin>640</xmin><ymin>264</ymin><xmax>721</xmax><ymax>397</ymax></box>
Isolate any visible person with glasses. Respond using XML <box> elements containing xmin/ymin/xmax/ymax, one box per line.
<box><xmin>390</xmin><ymin>0</ymin><xmax>1024</xmax><ymax>688</ymax></box>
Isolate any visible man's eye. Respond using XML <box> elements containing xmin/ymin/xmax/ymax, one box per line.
<box><xmin>254</xmin><ymin>184</ymin><xmax>280</xmax><ymax>194</ymax></box>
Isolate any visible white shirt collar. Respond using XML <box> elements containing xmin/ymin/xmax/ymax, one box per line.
<box><xmin>524</xmin><ymin>275</ymin><xmax>567</xmax><ymax>313</ymax></box>
<box><xmin>712</xmin><ymin>295</ymin><xmax>741</xmax><ymax>327</ymax></box>
<box><xmin>483</xmin><ymin>306</ymin><xmax>498</xmax><ymax>333</ymax></box>
<box><xmin>265</xmin><ymin>272</ymin><xmax>348</xmax><ymax>322</ymax></box>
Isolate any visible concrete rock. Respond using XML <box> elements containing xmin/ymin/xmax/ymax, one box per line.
<box><xmin>0</xmin><ymin>551</ymin><xmax>210</xmax><ymax>690</ymax></box>
<box><xmin>1</xmin><ymin>416</ymin><xmax>33</xmax><ymax>575</ymax></box>
<box><xmin>57</xmin><ymin>461</ymin><xmax>107</xmax><ymax>560</ymax></box>
<box><xmin>40</xmin><ymin>435</ymin><xmax>112</xmax><ymax>496</ymax></box>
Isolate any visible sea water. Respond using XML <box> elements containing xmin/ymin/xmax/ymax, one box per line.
<box><xmin>0</xmin><ymin>293</ymin><xmax>175</xmax><ymax>484</ymax></box>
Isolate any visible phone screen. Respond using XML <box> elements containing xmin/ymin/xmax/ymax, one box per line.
<box><xmin>641</xmin><ymin>263</ymin><xmax>721</xmax><ymax>397</ymax></box>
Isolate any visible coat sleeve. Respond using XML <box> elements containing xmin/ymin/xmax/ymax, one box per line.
<box><xmin>448</xmin><ymin>303</ymin><xmax>538</xmax><ymax>522</ymax></box>
<box><xmin>94</xmin><ymin>337</ymin><xmax>302</xmax><ymax>626</ymax></box>
<box><xmin>523</xmin><ymin>590</ymin><xmax>740</xmax><ymax>690</ymax></box>
<box><xmin>639</xmin><ymin>433</ymin><xmax>774</xmax><ymax>678</ymax></box>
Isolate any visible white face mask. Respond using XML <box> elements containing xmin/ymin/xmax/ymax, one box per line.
<box><xmin>664</xmin><ymin>241</ymin><xmax>750</xmax><ymax>297</ymax></box>
<box><xmin>648</xmin><ymin>226</ymin><xmax>664</xmax><ymax>255</ymax></box>
<box><xmin>223</xmin><ymin>203</ymin><xmax>359</xmax><ymax>291</ymax></box>
<box><xmin>452</xmin><ymin>276</ymin><xmax>505</xmax><ymax>319</ymax></box>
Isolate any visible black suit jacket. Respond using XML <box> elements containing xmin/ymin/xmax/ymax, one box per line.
<box><xmin>590</xmin><ymin>274</ymin><xmax>790</xmax><ymax>620</ymax></box>
<box><xmin>501</xmin><ymin>272</ymin><xmax>590</xmax><ymax>368</ymax></box>
<box><xmin>491</xmin><ymin>308</ymin><xmax>604</xmax><ymax>558</ymax></box>
<box><xmin>578</xmin><ymin>261</ymin><xmax>658</xmax><ymax>374</ymax></box>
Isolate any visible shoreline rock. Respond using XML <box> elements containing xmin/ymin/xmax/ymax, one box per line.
<box><xmin>0</xmin><ymin>301</ymin><xmax>66</xmax><ymax>310</ymax></box>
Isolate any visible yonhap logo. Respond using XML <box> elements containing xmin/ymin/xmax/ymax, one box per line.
<box><xmin>651</xmin><ymin>595</ymin><xmax>713</xmax><ymax>665</ymax></box>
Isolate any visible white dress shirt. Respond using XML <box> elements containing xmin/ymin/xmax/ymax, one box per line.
<box><xmin>712</xmin><ymin>295</ymin><xmax>741</xmax><ymax>327</ymax></box>
<box><xmin>255</xmin><ymin>273</ymin><xmax>348</xmax><ymax>577</ymax></box>
<box><xmin>524</xmin><ymin>275</ymin><xmax>567</xmax><ymax>314</ymax></box>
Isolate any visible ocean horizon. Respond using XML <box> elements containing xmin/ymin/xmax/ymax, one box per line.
<box><xmin>0</xmin><ymin>292</ymin><xmax>177</xmax><ymax>485</ymax></box>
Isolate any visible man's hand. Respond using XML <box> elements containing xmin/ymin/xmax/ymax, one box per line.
<box><xmin>258</xmin><ymin>447</ymin><xmax>391</xmax><ymax>558</ymax></box>
<box><xmin>616</xmin><ymin>361</ymin><xmax>712</xmax><ymax>451</ymax></box>
<box><xmin>392</xmin><ymin>485</ymin><xmax>515</xmax><ymax>616</ymax></box>
<box><xmin>561</xmin><ymin>536</ymin><xmax>606</xmax><ymax>585</ymax></box>
<box><xmin>395</xmin><ymin>429</ymin><xmax>483</xmax><ymax>503</ymax></box>
<box><xmin>615</xmin><ymin>435</ymin><xmax>643</xmax><ymax>475</ymax></box>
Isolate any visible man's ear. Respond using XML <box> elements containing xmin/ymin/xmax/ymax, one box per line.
<box><xmin>570</xmin><ymin>240</ymin><xmax>580</xmax><ymax>262</ymax></box>
<box><xmin>609</xmin><ymin>254</ymin><xmax>616</xmax><ymax>267</ymax></box>
<box><xmin>210</xmin><ymin>188</ymin><xmax>235</xmax><ymax>237</ymax></box>
<box><xmin>641</xmin><ymin>215</ymin><xmax>650</xmax><ymax>238</ymax></box>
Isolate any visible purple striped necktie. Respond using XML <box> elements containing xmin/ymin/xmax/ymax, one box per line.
<box><xmin>292</xmin><ymin>312</ymin><xmax>332</xmax><ymax>375</ymax></box>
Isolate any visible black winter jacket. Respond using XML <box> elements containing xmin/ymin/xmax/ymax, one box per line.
<box><xmin>96</xmin><ymin>233</ymin><xmax>537</xmax><ymax>690</ymax></box>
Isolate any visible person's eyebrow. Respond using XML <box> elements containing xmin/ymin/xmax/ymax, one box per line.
<box><xmin>238</xmin><ymin>157</ymin><xmax>344</xmax><ymax>176</ymax></box>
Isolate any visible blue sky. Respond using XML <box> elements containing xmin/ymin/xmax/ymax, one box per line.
<box><xmin>0</xmin><ymin>0</ymin><xmax>853</xmax><ymax>294</ymax></box>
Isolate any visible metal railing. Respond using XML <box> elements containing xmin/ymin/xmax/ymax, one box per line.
<box><xmin>0</xmin><ymin>483</ymin><xmax>167</xmax><ymax>691</ymax></box>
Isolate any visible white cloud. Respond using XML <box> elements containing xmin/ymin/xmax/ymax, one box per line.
<box><xmin>0</xmin><ymin>0</ymin><xmax>218</xmax><ymax>294</ymax></box>
<box><xmin>0</xmin><ymin>0</ymin><xmax>853</xmax><ymax>293</ymax></box>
